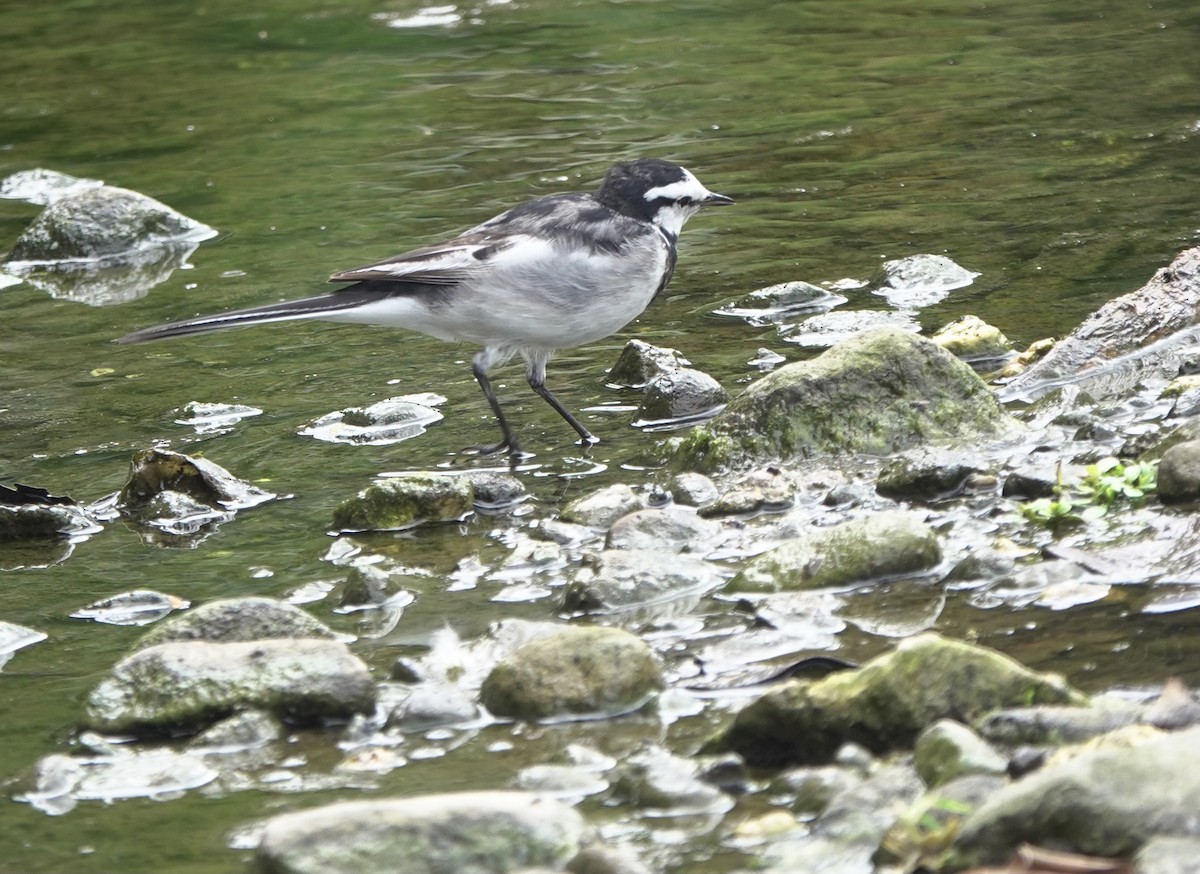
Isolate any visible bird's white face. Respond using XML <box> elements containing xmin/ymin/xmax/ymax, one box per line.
<box><xmin>643</xmin><ymin>167</ymin><xmax>719</xmax><ymax>238</ymax></box>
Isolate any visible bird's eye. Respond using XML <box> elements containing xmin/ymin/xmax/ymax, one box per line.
<box><xmin>677</xmin><ymin>196</ymin><xmax>694</xmax><ymax>206</ymax></box>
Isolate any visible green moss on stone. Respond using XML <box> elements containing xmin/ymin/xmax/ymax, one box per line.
<box><xmin>332</xmin><ymin>475</ymin><xmax>473</xmax><ymax>531</ymax></box>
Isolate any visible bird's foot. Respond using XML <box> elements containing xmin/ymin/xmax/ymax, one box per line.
<box><xmin>459</xmin><ymin>438</ymin><xmax>529</xmax><ymax>461</ymax></box>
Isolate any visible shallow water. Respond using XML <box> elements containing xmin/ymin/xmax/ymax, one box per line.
<box><xmin>2</xmin><ymin>0</ymin><xmax>1200</xmax><ymax>871</ymax></box>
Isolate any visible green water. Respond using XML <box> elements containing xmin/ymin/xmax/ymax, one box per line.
<box><xmin>1</xmin><ymin>0</ymin><xmax>1199</xmax><ymax>870</ymax></box>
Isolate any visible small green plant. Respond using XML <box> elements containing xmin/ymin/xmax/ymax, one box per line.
<box><xmin>1019</xmin><ymin>457</ymin><xmax>1157</xmax><ymax>527</ymax></box>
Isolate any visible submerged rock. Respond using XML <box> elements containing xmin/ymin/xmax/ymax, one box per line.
<box><xmin>256</xmin><ymin>791</ymin><xmax>587</xmax><ymax>874</ymax></box>
<box><xmin>117</xmin><ymin>448</ymin><xmax>274</xmax><ymax>539</ymax></box>
<box><xmin>0</xmin><ymin>168</ymin><xmax>105</xmax><ymax>205</ymax></box>
<box><xmin>134</xmin><ymin>597</ymin><xmax>340</xmax><ymax>649</ymax></box>
<box><xmin>931</xmin><ymin>315</ymin><xmax>1013</xmax><ymax>364</ymax></box>
<box><xmin>0</xmin><ymin>483</ymin><xmax>99</xmax><ymax>541</ymax></box>
<box><xmin>4</xmin><ymin>183</ymin><xmax>215</xmax><ymax>265</ymax></box>
<box><xmin>12</xmin><ymin>243</ymin><xmax>206</xmax><ymax>306</ymax></box>
<box><xmin>875</xmin><ymin>447</ymin><xmax>995</xmax><ymax>502</ymax></box>
<box><xmin>672</xmin><ymin>328</ymin><xmax>1019</xmax><ymax>472</ymax></box>
<box><xmin>870</xmin><ymin>253</ymin><xmax>979</xmax><ymax>310</ymax></box>
<box><xmin>708</xmin><ymin>633</ymin><xmax>1082</xmax><ymax>766</ymax></box>
<box><xmin>85</xmin><ymin>638</ymin><xmax>375</xmax><ymax>735</ymax></box>
<box><xmin>1002</xmin><ymin>246</ymin><xmax>1200</xmax><ymax>401</ymax></box>
<box><xmin>480</xmin><ymin>625</ymin><xmax>664</xmax><ymax>721</ymax></box>
<box><xmin>779</xmin><ymin>308</ymin><xmax>920</xmax><ymax>347</ymax></box>
<box><xmin>332</xmin><ymin>474</ymin><xmax>473</xmax><ymax>531</ymax></box>
<box><xmin>713</xmin><ymin>279</ymin><xmax>848</xmax><ymax>325</ymax></box>
<box><xmin>563</xmin><ymin>548</ymin><xmax>724</xmax><ymax>612</ymax></box>
<box><xmin>299</xmin><ymin>394</ymin><xmax>444</xmax><ymax>445</ymax></box>
<box><xmin>559</xmin><ymin>483</ymin><xmax>645</xmax><ymax>529</ymax></box>
<box><xmin>611</xmin><ymin>744</ymin><xmax>734</xmax><ymax>816</ymax></box>
<box><xmin>726</xmin><ymin>510</ymin><xmax>942</xmax><ymax>593</ymax></box>
<box><xmin>2</xmin><ymin>179</ymin><xmax>216</xmax><ymax>305</ymax></box>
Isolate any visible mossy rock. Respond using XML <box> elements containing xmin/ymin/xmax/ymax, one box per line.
<box><xmin>707</xmin><ymin>633</ymin><xmax>1084</xmax><ymax>767</ymax></box>
<box><xmin>672</xmin><ymin>328</ymin><xmax>1019</xmax><ymax>473</ymax></box>
<box><xmin>480</xmin><ymin>626</ymin><xmax>664</xmax><ymax>721</ymax></box>
<box><xmin>332</xmin><ymin>474</ymin><xmax>473</xmax><ymax>531</ymax></box>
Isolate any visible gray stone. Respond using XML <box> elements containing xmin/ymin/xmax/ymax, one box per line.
<box><xmin>0</xmin><ymin>501</ymin><xmax>97</xmax><ymax>541</ymax></box>
<box><xmin>85</xmin><ymin>638</ymin><xmax>375</xmax><ymax>735</ymax></box>
<box><xmin>713</xmin><ymin>280</ymin><xmax>847</xmax><ymax>324</ymax></box>
<box><xmin>912</xmin><ymin>719</ymin><xmax>1008</xmax><ymax>788</ymax></box>
<box><xmin>1156</xmin><ymin>440</ymin><xmax>1200</xmax><ymax>503</ymax></box>
<box><xmin>759</xmin><ymin>762</ymin><xmax>924</xmax><ymax>874</ymax></box>
<box><xmin>870</xmin><ymin>253</ymin><xmax>979</xmax><ymax>309</ymax></box>
<box><xmin>696</xmin><ymin>466</ymin><xmax>794</xmax><ymax>518</ymax></box>
<box><xmin>559</xmin><ymin>484</ymin><xmax>645</xmax><ymax>530</ymax></box>
<box><xmin>480</xmin><ymin>626</ymin><xmax>663</xmax><ymax>721</ymax></box>
<box><xmin>1135</xmin><ymin>835</ymin><xmax>1200</xmax><ymax>874</ymax></box>
<box><xmin>976</xmin><ymin>695</ymin><xmax>1144</xmax><ymax>746</ymax></box>
<box><xmin>1144</xmin><ymin>678</ymin><xmax>1200</xmax><ymax>730</ymax></box>
<box><xmin>256</xmin><ymin>790</ymin><xmax>587</xmax><ymax>874</ymax></box>
<box><xmin>726</xmin><ymin>510</ymin><xmax>942</xmax><ymax>593</ymax></box>
<box><xmin>188</xmin><ymin>709</ymin><xmax>284</xmax><ymax>751</ymax></box>
<box><xmin>875</xmin><ymin>447</ymin><xmax>993</xmax><ymax>502</ymax></box>
<box><xmin>667</xmin><ymin>472</ymin><xmax>719</xmax><ymax>507</ymax></box>
<box><xmin>135</xmin><ymin>597</ymin><xmax>339</xmax><ymax>649</ymax></box>
<box><xmin>606</xmin><ymin>339</ymin><xmax>689</xmax><ymax>388</ymax></box>
<box><xmin>950</xmin><ymin>726</ymin><xmax>1200</xmax><ymax>866</ymax></box>
<box><xmin>604</xmin><ymin>505</ymin><xmax>720</xmax><ymax>553</ymax></box>
<box><xmin>566</xmin><ymin>844</ymin><xmax>654</xmax><ymax>874</ymax></box>
<box><xmin>672</xmin><ymin>328</ymin><xmax>1018</xmax><ymax>472</ymax></box>
<box><xmin>634</xmin><ymin>368</ymin><xmax>727</xmax><ymax>423</ymax></box>
<box><xmin>464</xmin><ymin>472</ymin><xmax>528</xmax><ymax>510</ymax></box>
<box><xmin>769</xmin><ymin>765</ymin><xmax>862</xmax><ymax>816</ymax></box>
<box><xmin>385</xmin><ymin>683</ymin><xmax>481</xmax><ymax>731</ymax></box>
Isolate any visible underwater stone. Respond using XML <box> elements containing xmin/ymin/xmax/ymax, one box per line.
<box><xmin>332</xmin><ymin>474</ymin><xmax>473</xmax><ymax>531</ymax></box>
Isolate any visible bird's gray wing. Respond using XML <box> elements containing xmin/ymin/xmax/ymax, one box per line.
<box><xmin>328</xmin><ymin>234</ymin><xmax>514</xmax><ymax>286</ymax></box>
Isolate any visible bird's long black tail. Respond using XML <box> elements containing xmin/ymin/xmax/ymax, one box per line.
<box><xmin>116</xmin><ymin>285</ymin><xmax>386</xmax><ymax>344</ymax></box>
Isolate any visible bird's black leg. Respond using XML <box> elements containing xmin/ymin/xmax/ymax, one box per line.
<box><xmin>528</xmin><ymin>371</ymin><xmax>598</xmax><ymax>446</ymax></box>
<box><xmin>467</xmin><ymin>356</ymin><xmax>521</xmax><ymax>456</ymax></box>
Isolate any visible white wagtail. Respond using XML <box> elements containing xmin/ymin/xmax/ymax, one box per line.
<box><xmin>118</xmin><ymin>158</ymin><xmax>733</xmax><ymax>455</ymax></box>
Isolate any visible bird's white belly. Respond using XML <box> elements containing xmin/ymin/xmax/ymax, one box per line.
<box><xmin>333</xmin><ymin>237</ymin><xmax>668</xmax><ymax>354</ymax></box>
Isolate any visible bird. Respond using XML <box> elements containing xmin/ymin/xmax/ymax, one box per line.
<box><xmin>118</xmin><ymin>158</ymin><xmax>733</xmax><ymax>455</ymax></box>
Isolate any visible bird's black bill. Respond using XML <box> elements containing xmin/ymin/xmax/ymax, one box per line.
<box><xmin>703</xmin><ymin>191</ymin><xmax>735</xmax><ymax>206</ymax></box>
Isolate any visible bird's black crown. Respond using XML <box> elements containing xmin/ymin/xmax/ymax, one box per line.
<box><xmin>595</xmin><ymin>158</ymin><xmax>689</xmax><ymax>222</ymax></box>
